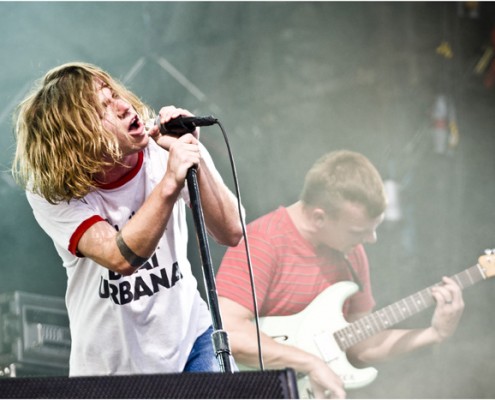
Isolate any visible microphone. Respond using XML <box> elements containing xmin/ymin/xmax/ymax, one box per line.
<box><xmin>157</xmin><ymin>115</ymin><xmax>218</xmax><ymax>135</ymax></box>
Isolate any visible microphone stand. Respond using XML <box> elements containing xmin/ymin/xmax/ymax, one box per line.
<box><xmin>186</xmin><ymin>167</ymin><xmax>234</xmax><ymax>373</ymax></box>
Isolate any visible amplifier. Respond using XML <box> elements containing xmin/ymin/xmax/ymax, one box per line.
<box><xmin>0</xmin><ymin>291</ymin><xmax>70</xmax><ymax>376</ymax></box>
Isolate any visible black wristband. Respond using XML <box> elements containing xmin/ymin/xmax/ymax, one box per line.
<box><xmin>116</xmin><ymin>230</ymin><xmax>148</xmax><ymax>268</ymax></box>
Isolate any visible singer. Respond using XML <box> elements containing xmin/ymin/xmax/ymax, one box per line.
<box><xmin>12</xmin><ymin>62</ymin><xmax>243</xmax><ymax>377</ymax></box>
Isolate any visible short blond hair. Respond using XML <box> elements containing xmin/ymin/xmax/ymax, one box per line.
<box><xmin>12</xmin><ymin>62</ymin><xmax>152</xmax><ymax>204</ymax></box>
<box><xmin>300</xmin><ymin>150</ymin><xmax>387</xmax><ymax>218</ymax></box>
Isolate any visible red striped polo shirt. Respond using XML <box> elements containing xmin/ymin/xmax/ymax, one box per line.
<box><xmin>216</xmin><ymin>207</ymin><xmax>375</xmax><ymax>318</ymax></box>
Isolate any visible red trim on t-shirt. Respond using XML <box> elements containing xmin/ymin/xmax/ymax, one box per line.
<box><xmin>68</xmin><ymin>215</ymin><xmax>106</xmax><ymax>256</ymax></box>
<box><xmin>96</xmin><ymin>151</ymin><xmax>144</xmax><ymax>190</ymax></box>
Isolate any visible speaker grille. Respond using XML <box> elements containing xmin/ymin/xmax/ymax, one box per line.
<box><xmin>0</xmin><ymin>369</ymin><xmax>298</xmax><ymax>399</ymax></box>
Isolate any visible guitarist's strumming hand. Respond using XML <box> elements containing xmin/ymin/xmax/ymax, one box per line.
<box><xmin>307</xmin><ymin>358</ymin><xmax>346</xmax><ymax>399</ymax></box>
<box><xmin>430</xmin><ymin>276</ymin><xmax>465</xmax><ymax>342</ymax></box>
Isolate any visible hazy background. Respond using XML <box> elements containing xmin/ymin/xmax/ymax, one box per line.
<box><xmin>1</xmin><ymin>2</ymin><xmax>494</xmax><ymax>398</ymax></box>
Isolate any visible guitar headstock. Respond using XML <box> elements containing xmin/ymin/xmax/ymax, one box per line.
<box><xmin>479</xmin><ymin>249</ymin><xmax>495</xmax><ymax>278</ymax></box>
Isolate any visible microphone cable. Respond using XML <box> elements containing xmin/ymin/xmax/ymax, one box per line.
<box><xmin>213</xmin><ymin>118</ymin><xmax>265</xmax><ymax>372</ymax></box>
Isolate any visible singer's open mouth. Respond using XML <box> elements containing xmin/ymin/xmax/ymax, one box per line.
<box><xmin>128</xmin><ymin>115</ymin><xmax>141</xmax><ymax>132</ymax></box>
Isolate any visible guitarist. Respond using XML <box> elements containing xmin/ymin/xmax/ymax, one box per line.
<box><xmin>216</xmin><ymin>150</ymin><xmax>464</xmax><ymax>399</ymax></box>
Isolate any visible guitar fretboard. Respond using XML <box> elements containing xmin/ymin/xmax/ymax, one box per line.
<box><xmin>333</xmin><ymin>264</ymin><xmax>485</xmax><ymax>350</ymax></box>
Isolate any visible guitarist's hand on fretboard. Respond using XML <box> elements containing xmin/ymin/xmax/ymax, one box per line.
<box><xmin>430</xmin><ymin>276</ymin><xmax>465</xmax><ymax>342</ymax></box>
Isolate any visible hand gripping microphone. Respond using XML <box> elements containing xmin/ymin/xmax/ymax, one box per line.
<box><xmin>156</xmin><ymin>115</ymin><xmax>218</xmax><ymax>135</ymax></box>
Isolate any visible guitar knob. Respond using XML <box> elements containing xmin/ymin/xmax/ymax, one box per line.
<box><xmin>484</xmin><ymin>249</ymin><xmax>493</xmax><ymax>255</ymax></box>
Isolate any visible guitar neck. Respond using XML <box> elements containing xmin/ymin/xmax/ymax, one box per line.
<box><xmin>334</xmin><ymin>263</ymin><xmax>486</xmax><ymax>351</ymax></box>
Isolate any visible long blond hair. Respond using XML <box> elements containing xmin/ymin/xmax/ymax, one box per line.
<box><xmin>12</xmin><ymin>62</ymin><xmax>151</xmax><ymax>204</ymax></box>
<box><xmin>300</xmin><ymin>150</ymin><xmax>387</xmax><ymax>218</ymax></box>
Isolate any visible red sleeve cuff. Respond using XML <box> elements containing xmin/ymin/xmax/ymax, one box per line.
<box><xmin>68</xmin><ymin>215</ymin><xmax>105</xmax><ymax>257</ymax></box>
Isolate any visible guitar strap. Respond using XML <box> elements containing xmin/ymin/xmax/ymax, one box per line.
<box><xmin>343</xmin><ymin>255</ymin><xmax>363</xmax><ymax>292</ymax></box>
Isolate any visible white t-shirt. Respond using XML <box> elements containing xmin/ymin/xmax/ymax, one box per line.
<box><xmin>27</xmin><ymin>140</ymin><xmax>213</xmax><ymax>376</ymax></box>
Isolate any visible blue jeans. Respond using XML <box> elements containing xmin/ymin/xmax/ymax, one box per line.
<box><xmin>183</xmin><ymin>326</ymin><xmax>237</xmax><ymax>372</ymax></box>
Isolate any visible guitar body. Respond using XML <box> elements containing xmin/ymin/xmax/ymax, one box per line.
<box><xmin>259</xmin><ymin>281</ymin><xmax>378</xmax><ymax>396</ymax></box>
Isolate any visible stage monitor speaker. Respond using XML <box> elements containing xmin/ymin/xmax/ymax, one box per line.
<box><xmin>0</xmin><ymin>368</ymin><xmax>299</xmax><ymax>399</ymax></box>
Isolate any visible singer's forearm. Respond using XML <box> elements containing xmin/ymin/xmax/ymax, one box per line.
<box><xmin>77</xmin><ymin>174</ymin><xmax>182</xmax><ymax>275</ymax></box>
<box><xmin>197</xmin><ymin>158</ymin><xmax>243</xmax><ymax>246</ymax></box>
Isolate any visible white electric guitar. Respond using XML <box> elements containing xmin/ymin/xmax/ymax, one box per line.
<box><xmin>259</xmin><ymin>252</ymin><xmax>495</xmax><ymax>398</ymax></box>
